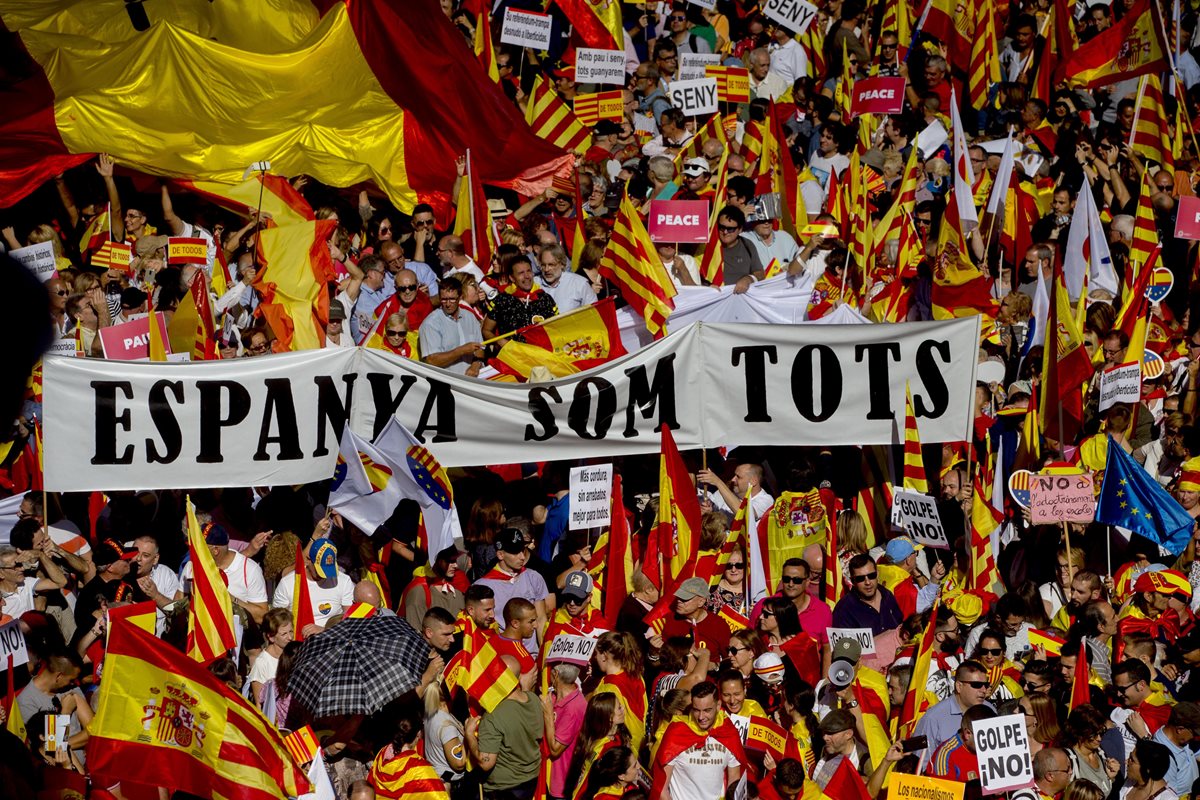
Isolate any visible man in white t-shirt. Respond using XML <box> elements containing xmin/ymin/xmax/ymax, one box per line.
<box><xmin>271</xmin><ymin>538</ymin><xmax>355</xmax><ymax>635</ymax></box>
<box><xmin>0</xmin><ymin>543</ymin><xmax>67</xmax><ymax>620</ymax></box>
<box><xmin>132</xmin><ymin>535</ymin><xmax>184</xmax><ymax>636</ymax></box>
<box><xmin>659</xmin><ymin>682</ymin><xmax>743</xmax><ymax>800</ymax></box>
<box><xmin>181</xmin><ymin>523</ymin><xmax>269</xmax><ymax>624</ymax></box>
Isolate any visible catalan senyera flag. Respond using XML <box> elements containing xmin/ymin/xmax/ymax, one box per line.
<box><xmin>526</xmin><ymin>74</ymin><xmax>592</xmax><ymax>154</ymax></box>
<box><xmin>658</xmin><ymin>423</ymin><xmax>702</xmax><ymax>590</ymax></box>
<box><xmin>902</xmin><ymin>383</ymin><xmax>928</xmax><ymax>494</ymax></box>
<box><xmin>292</xmin><ymin>543</ymin><xmax>316</xmax><ymax>643</ymax></box>
<box><xmin>706</xmin><ymin>65</ymin><xmax>750</xmax><ymax>103</ymax></box>
<box><xmin>91</xmin><ymin>239</ymin><xmax>132</xmax><ymax>273</ymax></box>
<box><xmin>185</xmin><ymin>499</ymin><xmax>236</xmax><ymax>664</ymax></box>
<box><xmin>1055</xmin><ymin>0</ymin><xmax>1168</xmax><ymax>88</ymax></box>
<box><xmin>167</xmin><ymin>236</ymin><xmax>210</xmax><ymax>266</ymax></box>
<box><xmin>79</xmin><ymin>203</ymin><xmax>111</xmax><ymax>259</ymax></box>
<box><xmin>799</xmin><ymin>23</ymin><xmax>826</xmax><ymax>79</ymax></box>
<box><xmin>87</xmin><ymin>621</ymin><xmax>309</xmax><ymax>799</ymax></box>
<box><xmin>1128</xmin><ymin>170</ymin><xmax>1162</xmax><ymax>299</ymax></box>
<box><xmin>967</xmin><ymin>0</ymin><xmax>1000</xmax><ymax>110</ymax></box>
<box><xmin>573</xmin><ymin>90</ymin><xmax>624</xmax><ymax>126</ymax></box>
<box><xmin>251</xmin><ymin>219</ymin><xmax>339</xmax><ymax>351</ymax></box>
<box><xmin>1129</xmin><ymin>74</ymin><xmax>1172</xmax><ymax>170</ymax></box>
<box><xmin>969</xmin><ymin>472</ymin><xmax>1004</xmax><ymax>593</ymax></box>
<box><xmin>897</xmin><ymin>600</ymin><xmax>938</xmax><ymax>737</ymax></box>
<box><xmin>555</xmin><ymin>0</ymin><xmax>622</xmax><ymax>49</ymax></box>
<box><xmin>0</xmin><ymin>2</ymin><xmax>571</xmax><ymax>212</ymax></box>
<box><xmin>490</xmin><ymin>298</ymin><xmax>627</xmax><ymax>380</ymax></box>
<box><xmin>599</xmin><ymin>194</ymin><xmax>677</xmax><ymax>338</ymax></box>
<box><xmin>443</xmin><ymin>636</ymin><xmax>518</xmax><ymax>713</ymax></box>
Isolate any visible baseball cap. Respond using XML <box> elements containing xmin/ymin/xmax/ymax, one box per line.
<box><xmin>497</xmin><ymin>527</ymin><xmax>528</xmax><ymax>554</ymax></box>
<box><xmin>673</xmin><ymin>577</ymin><xmax>710</xmax><ymax>602</ymax></box>
<box><xmin>308</xmin><ymin>538</ymin><xmax>338</xmax><ymax>580</ymax></box>
<box><xmin>884</xmin><ymin>536</ymin><xmax>922</xmax><ymax>563</ymax></box>
<box><xmin>819</xmin><ymin>708</ymin><xmax>856</xmax><ymax>734</ymax></box>
<box><xmin>831</xmin><ymin>637</ymin><xmax>862</xmax><ymax>664</ymax></box>
<box><xmin>1134</xmin><ymin>568</ymin><xmax>1192</xmax><ymax>598</ymax></box>
<box><xmin>562</xmin><ymin>571</ymin><xmax>594</xmax><ymax>602</ymax></box>
<box><xmin>594</xmin><ymin>120</ymin><xmax>621</xmax><ymax>137</ymax></box>
<box><xmin>753</xmin><ymin>652</ymin><xmax>786</xmax><ymax>684</ymax></box>
<box><xmin>683</xmin><ymin>157</ymin><xmax>711</xmax><ymax>177</ymax></box>
<box><xmin>94</xmin><ymin>538</ymin><xmax>137</xmax><ymax>568</ymax></box>
<box><xmin>203</xmin><ymin>523</ymin><xmax>230</xmax><ymax>547</ymax></box>
<box><xmin>551</xmin><ymin>64</ymin><xmax>575</xmax><ymax>81</ymax></box>
<box><xmin>328</xmin><ymin>304</ymin><xmax>346</xmax><ymax>321</ymax></box>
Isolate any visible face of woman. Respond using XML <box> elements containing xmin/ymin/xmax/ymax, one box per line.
<box><xmin>1126</xmin><ymin>749</ymin><xmax>1142</xmax><ymax>783</ymax></box>
<box><xmin>978</xmin><ymin>637</ymin><xmax>1004</xmax><ymax>668</ymax></box>
<box><xmin>612</xmin><ymin>700</ymin><xmax>625</xmax><ymax>726</ymax></box>
<box><xmin>758</xmin><ymin>609</ymin><xmax>778</xmax><ymax>634</ymax></box>
<box><xmin>1019</xmin><ymin>698</ymin><xmax>1036</xmax><ymax>735</ymax></box>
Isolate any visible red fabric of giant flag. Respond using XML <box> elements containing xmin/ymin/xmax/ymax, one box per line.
<box><xmin>1054</xmin><ymin>0</ymin><xmax>1168</xmax><ymax>88</ymax></box>
<box><xmin>87</xmin><ymin>621</ymin><xmax>309</xmax><ymax>799</ymax></box>
<box><xmin>0</xmin><ymin>2</ymin><xmax>571</xmax><ymax>212</ymax></box>
<box><xmin>252</xmin><ymin>219</ymin><xmax>339</xmax><ymax>351</ymax></box>
<box><xmin>185</xmin><ymin>500</ymin><xmax>237</xmax><ymax>664</ymax></box>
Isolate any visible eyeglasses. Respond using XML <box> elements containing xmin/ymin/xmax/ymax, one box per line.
<box><xmin>780</xmin><ymin>576</ymin><xmax>805</xmax><ymax>584</ymax></box>
<box><xmin>412</xmin><ymin>218</ymin><xmax>435</xmax><ymax>227</ymax></box>
<box><xmin>386</xmin><ymin>330</ymin><xmax>405</xmax><ymax>337</ymax></box>
<box><xmin>718</xmin><ymin>224</ymin><xmax>740</xmax><ymax>233</ymax></box>
<box><xmin>248</xmin><ymin>342</ymin><xmax>270</xmax><ymax>353</ymax></box>
<box><xmin>960</xmin><ymin>680</ymin><xmax>989</xmax><ymax>689</ymax></box>
<box><xmin>386</xmin><ymin>256</ymin><xmax>405</xmax><ymax>266</ymax></box>
<box><xmin>1114</xmin><ymin>682</ymin><xmax>1138</xmax><ymax>694</ymax></box>
<box><xmin>397</xmin><ymin>284</ymin><xmax>418</xmax><ymax>292</ymax></box>
<box><xmin>728</xmin><ymin>645</ymin><xmax>748</xmax><ymax>654</ymax></box>
<box><xmin>669</xmin><ymin>14</ymin><xmax>687</xmax><ymax>21</ymax></box>
<box><xmin>54</xmin><ymin>289</ymin><xmax>69</xmax><ymax>296</ymax></box>
<box><xmin>726</xmin><ymin>562</ymin><xmax>745</xmax><ymax>570</ymax></box>
<box><xmin>880</xmin><ymin>42</ymin><xmax>897</xmax><ymax>49</ymax></box>
<box><xmin>1022</xmin><ymin>680</ymin><xmax>1047</xmax><ymax>690</ymax></box>
<box><xmin>979</xmin><ymin>647</ymin><xmax>1003</xmax><ymax>656</ymax></box>
<box><xmin>850</xmin><ymin>572</ymin><xmax>877</xmax><ymax>583</ymax></box>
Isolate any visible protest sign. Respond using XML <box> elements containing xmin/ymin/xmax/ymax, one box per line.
<box><xmin>890</xmin><ymin>489</ymin><xmax>948</xmax><ymax>548</ymax></box>
<box><xmin>545</xmin><ymin>633</ymin><xmax>598</xmax><ymax>666</ymax></box>
<box><xmin>916</xmin><ymin>120</ymin><xmax>949</xmax><ymax>157</ymax></box>
<box><xmin>1098</xmin><ymin>361</ymin><xmax>1141</xmax><ymax>412</ymax></box>
<box><xmin>851</xmin><ymin>77</ymin><xmax>906</xmax><ymax>117</ymax></box>
<box><xmin>688</xmin><ymin>0</ymin><xmax>716</xmax><ymax>9</ymax></box>
<box><xmin>648</xmin><ymin>199</ymin><xmax>710</xmax><ymax>243</ymax></box>
<box><xmin>46</xmin><ymin>338</ymin><xmax>78</xmax><ymax>357</ymax></box>
<box><xmin>10</xmin><ymin>240</ymin><xmax>57</xmax><ymax>282</ymax></box>
<box><xmin>679</xmin><ymin>53</ymin><xmax>722</xmax><ymax>81</ymax></box>
<box><xmin>729</xmin><ymin>713</ymin><xmax>750</xmax><ymax>741</ymax></box>
<box><xmin>668</xmin><ymin>78</ymin><xmax>719</xmax><ymax>116</ymax></box>
<box><xmin>0</xmin><ymin>620</ymin><xmax>29</xmax><ymax>669</ymax></box>
<box><xmin>1174</xmin><ymin>195</ymin><xmax>1200</xmax><ymax>240</ymax></box>
<box><xmin>827</xmin><ymin>627</ymin><xmax>877</xmax><ymax>655</ymax></box>
<box><xmin>707</xmin><ymin>66</ymin><xmax>750</xmax><ymax>103</ymax></box>
<box><xmin>98</xmin><ymin>313</ymin><xmax>172</xmax><ymax>361</ymax></box>
<box><xmin>973</xmin><ymin>713</ymin><xmax>1035</xmax><ymax>795</ymax></box>
<box><xmin>569</xmin><ymin>463</ymin><xmax>613</xmax><ymax>530</ymax></box>
<box><xmin>573</xmin><ymin>91</ymin><xmax>624</xmax><ymax>125</ymax></box>
<box><xmin>762</xmin><ymin>0</ymin><xmax>819</xmax><ymax>34</ymax></box>
<box><xmin>744</xmin><ymin>716</ymin><xmax>788</xmax><ymax>760</ymax></box>
<box><xmin>576</xmin><ymin>48</ymin><xmax>626</xmax><ymax>85</ymax></box>
<box><xmin>1029</xmin><ymin>472</ymin><xmax>1096</xmax><ymax>525</ymax></box>
<box><xmin>1007</xmin><ymin>469</ymin><xmax>1032</xmax><ymax>508</ymax></box>
<box><xmin>167</xmin><ymin>237</ymin><xmax>208</xmax><ymax>265</ymax></box>
<box><xmin>1145</xmin><ymin>266</ymin><xmax>1173</xmax><ymax>303</ymax></box>
<box><xmin>500</xmin><ymin>7</ymin><xmax>553</xmax><ymax>49</ymax></box>
<box><xmin>887</xmin><ymin>772</ymin><xmax>965</xmax><ymax>800</ymax></box>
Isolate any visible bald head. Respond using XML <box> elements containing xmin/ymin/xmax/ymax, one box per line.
<box><xmin>803</xmin><ymin>543</ymin><xmax>825</xmax><ymax>576</ymax></box>
<box><xmin>354</xmin><ymin>580</ymin><xmax>382</xmax><ymax>607</ymax></box>
<box><xmin>379</xmin><ymin>240</ymin><xmax>405</xmax><ymax>266</ymax></box>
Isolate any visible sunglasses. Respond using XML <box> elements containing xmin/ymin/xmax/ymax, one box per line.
<box><xmin>726</xmin><ymin>562</ymin><xmax>745</xmax><ymax>570</ymax></box>
<box><xmin>412</xmin><ymin>219</ymin><xmax>435</xmax><ymax>227</ymax></box>
<box><xmin>1022</xmin><ymin>680</ymin><xmax>1047</xmax><ymax>690</ymax></box>
<box><xmin>850</xmin><ymin>572</ymin><xmax>877</xmax><ymax>583</ymax></box>
<box><xmin>979</xmin><ymin>647</ymin><xmax>1003</xmax><ymax>656</ymax></box>
<box><xmin>780</xmin><ymin>576</ymin><xmax>805</xmax><ymax>584</ymax></box>
<box><xmin>397</xmin><ymin>284</ymin><xmax>418</xmax><ymax>292</ymax></box>
<box><xmin>728</xmin><ymin>645</ymin><xmax>748</xmax><ymax>654</ymax></box>
<box><xmin>960</xmin><ymin>680</ymin><xmax>989</xmax><ymax>689</ymax></box>
<box><xmin>669</xmin><ymin>14</ymin><xmax>687</xmax><ymax>20</ymax></box>
<box><xmin>386</xmin><ymin>330</ymin><xmax>405</xmax><ymax>337</ymax></box>
<box><xmin>718</xmin><ymin>224</ymin><xmax>740</xmax><ymax>232</ymax></box>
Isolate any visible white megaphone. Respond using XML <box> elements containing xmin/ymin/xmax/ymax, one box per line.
<box><xmin>827</xmin><ymin>658</ymin><xmax>856</xmax><ymax>689</ymax></box>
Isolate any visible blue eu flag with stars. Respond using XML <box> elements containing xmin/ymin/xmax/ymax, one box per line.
<box><xmin>1096</xmin><ymin>436</ymin><xmax>1196</xmax><ymax>556</ymax></box>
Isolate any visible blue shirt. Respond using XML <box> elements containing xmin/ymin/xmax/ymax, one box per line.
<box><xmin>351</xmin><ymin>282</ymin><xmax>393</xmax><ymax>342</ymax></box>
<box><xmin>418</xmin><ymin>308</ymin><xmax>482</xmax><ymax>374</ymax></box>
<box><xmin>913</xmin><ymin>695</ymin><xmax>995</xmax><ymax>756</ymax></box>
<box><xmin>831</xmin><ymin>586</ymin><xmax>904</xmax><ymax>634</ymax></box>
<box><xmin>384</xmin><ymin>260</ymin><xmax>440</xmax><ymax>297</ymax></box>
<box><xmin>1153</xmin><ymin>727</ymin><xmax>1198</xmax><ymax>796</ymax></box>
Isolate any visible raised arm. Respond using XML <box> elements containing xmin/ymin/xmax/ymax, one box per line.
<box><xmin>97</xmin><ymin>154</ymin><xmax>125</xmax><ymax>241</ymax></box>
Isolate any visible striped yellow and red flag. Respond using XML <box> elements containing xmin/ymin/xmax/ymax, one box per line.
<box><xmin>1128</xmin><ymin>170</ymin><xmax>1162</xmax><ymax>301</ymax></box>
<box><xmin>526</xmin><ymin>74</ymin><xmax>592</xmax><ymax>154</ymax></box>
<box><xmin>675</xmin><ymin>113</ymin><xmax>727</xmax><ymax>169</ymax></box>
<box><xmin>573</xmin><ymin>90</ymin><xmax>624</xmax><ymax>126</ymax></box>
<box><xmin>969</xmin><ymin>472</ymin><xmax>1004</xmax><ymax>594</ymax></box>
<box><xmin>292</xmin><ymin>544</ymin><xmax>316</xmax><ymax>642</ymax></box>
<box><xmin>967</xmin><ymin>0</ymin><xmax>1000</xmax><ymax>110</ymax></box>
<box><xmin>799</xmin><ymin>22</ymin><xmax>826</xmax><ymax>79</ymax></box>
<box><xmin>598</xmin><ymin>194</ymin><xmax>677</xmax><ymax>338</ymax></box>
<box><xmin>472</xmin><ymin>6</ymin><xmax>499</xmax><ymax>83</ymax></box>
<box><xmin>741</xmin><ymin>119</ymin><xmax>767</xmax><ymax>166</ymax></box>
<box><xmin>824</xmin><ymin>502</ymin><xmax>842</xmax><ymax>611</ymax></box>
<box><xmin>1055</xmin><ymin>0</ymin><xmax>1167</xmax><ymax>88</ymax></box>
<box><xmin>283</xmin><ymin>725</ymin><xmax>319</xmax><ymax>766</ymax></box>
<box><xmin>343</xmin><ymin>602</ymin><xmax>378</xmax><ymax>620</ymax></box>
<box><xmin>167</xmin><ymin>237</ymin><xmax>208</xmax><ymax>266</ymax></box>
<box><xmin>705</xmin><ymin>65</ymin><xmax>750</xmax><ymax>103</ymax></box>
<box><xmin>178</xmin><ymin>174</ymin><xmax>314</xmax><ymax>229</ymax></box>
<box><xmin>91</xmin><ymin>240</ymin><xmax>132</xmax><ymax>274</ymax></box>
<box><xmin>1129</xmin><ymin>74</ymin><xmax>1172</xmax><ymax>170</ymax></box>
<box><xmin>896</xmin><ymin>600</ymin><xmax>939</xmax><ymax>737</ymax></box>
<box><xmin>369</xmin><ymin>746</ymin><xmax>448</xmax><ymax>799</ymax></box>
<box><xmin>878</xmin><ymin>0</ymin><xmax>912</xmax><ymax>61</ymax></box>
<box><xmin>0</xmin><ymin>3</ymin><xmax>571</xmax><ymax>215</ymax></box>
<box><xmin>658</xmin><ymin>423</ymin><xmax>702</xmax><ymax>589</ymax></box>
<box><xmin>902</xmin><ymin>383</ymin><xmax>928</xmax><ymax>494</ymax></box>
<box><xmin>86</xmin><ymin>621</ymin><xmax>309</xmax><ymax>799</ymax></box>
<box><xmin>490</xmin><ymin>298</ymin><xmax>627</xmax><ymax>380</ymax></box>
<box><xmin>443</xmin><ymin>636</ymin><xmax>518</xmax><ymax>713</ymax></box>
<box><xmin>185</xmin><ymin>499</ymin><xmax>236</xmax><ymax>664</ymax></box>
<box><xmin>251</xmin><ymin>219</ymin><xmax>339</xmax><ymax>351</ymax></box>
<box><xmin>556</xmin><ymin>0</ymin><xmax>623</xmax><ymax>49</ymax></box>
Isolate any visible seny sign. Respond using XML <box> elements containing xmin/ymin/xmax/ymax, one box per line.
<box><xmin>668</xmin><ymin>78</ymin><xmax>719</xmax><ymax>116</ymax></box>
<box><xmin>648</xmin><ymin>199</ymin><xmax>710</xmax><ymax>243</ymax></box>
<box><xmin>973</xmin><ymin>713</ymin><xmax>1035</xmax><ymax>795</ymax></box>
<box><xmin>762</xmin><ymin>0</ymin><xmax>819</xmax><ymax>34</ymax></box>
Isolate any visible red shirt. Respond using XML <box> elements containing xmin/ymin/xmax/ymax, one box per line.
<box><xmin>487</xmin><ymin>632</ymin><xmax>535</xmax><ymax>674</ymax></box>
<box><xmin>661</xmin><ymin>610</ymin><xmax>733</xmax><ymax>655</ymax></box>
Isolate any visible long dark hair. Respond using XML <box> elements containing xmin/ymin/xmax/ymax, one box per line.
<box><xmin>274</xmin><ymin>641</ymin><xmax>303</xmax><ymax>697</ymax></box>
<box><xmin>564</xmin><ymin>693</ymin><xmax>630</xmax><ymax>792</ymax></box>
<box><xmin>584</xmin><ymin>746</ymin><xmax>633</xmax><ymax>795</ymax></box>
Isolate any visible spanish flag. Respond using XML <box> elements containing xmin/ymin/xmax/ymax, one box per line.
<box><xmin>1055</xmin><ymin>0</ymin><xmax>1167</xmax><ymax>88</ymax></box>
<box><xmin>452</xmin><ymin>149</ymin><xmax>496</xmax><ymax>269</ymax></box>
<box><xmin>443</xmin><ymin>636</ymin><xmax>518</xmax><ymax>713</ymax></box>
<box><xmin>658</xmin><ymin>423</ymin><xmax>702</xmax><ymax>588</ymax></box>
<box><xmin>291</xmin><ymin>544</ymin><xmax>316</xmax><ymax>643</ymax></box>
<box><xmin>0</xmin><ymin>2</ymin><xmax>570</xmax><ymax>212</ymax></box>
<box><xmin>185</xmin><ymin>500</ymin><xmax>237</xmax><ymax>664</ymax></box>
<box><xmin>175</xmin><ymin>174</ymin><xmax>314</xmax><ymax>229</ymax></box>
<box><xmin>1068</xmin><ymin>639</ymin><xmax>1090</xmax><ymax>710</ymax></box>
<box><xmin>86</xmin><ymin>621</ymin><xmax>309</xmax><ymax>799</ymax></box>
<box><xmin>490</xmin><ymin>298</ymin><xmax>626</xmax><ymax>380</ymax></box>
<box><xmin>555</xmin><ymin>0</ymin><xmax>623</xmax><ymax>50</ymax></box>
<box><xmin>79</xmin><ymin>203</ymin><xmax>111</xmax><ymax>260</ymax></box>
<box><xmin>251</xmin><ymin>219</ymin><xmax>339</xmax><ymax>351</ymax></box>
<box><xmin>4</xmin><ymin>655</ymin><xmax>25</xmax><ymax>743</ymax></box>
<box><xmin>649</xmin><ymin>712</ymin><xmax>744</xmax><ymax>799</ymax></box>
<box><xmin>594</xmin><ymin>671</ymin><xmax>648</xmax><ymax>755</ymax></box>
<box><xmin>931</xmin><ymin>190</ymin><xmax>997</xmax><ymax>320</ymax></box>
<box><xmin>599</xmin><ymin>194</ymin><xmax>677</xmax><ymax>339</ymax></box>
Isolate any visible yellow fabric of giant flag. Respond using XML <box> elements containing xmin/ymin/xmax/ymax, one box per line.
<box><xmin>7</xmin><ymin>3</ymin><xmax>419</xmax><ymax>210</ymax></box>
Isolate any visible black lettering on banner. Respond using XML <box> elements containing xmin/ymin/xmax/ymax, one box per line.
<box><xmin>413</xmin><ymin>379</ymin><xmax>457</xmax><ymax>443</ymax></box>
<box><xmin>255</xmin><ymin>379</ymin><xmax>303</xmax><ymax>461</ymax></box>
<box><xmin>525</xmin><ymin>385</ymin><xmax>562</xmax><ymax>441</ymax></box>
<box><xmin>854</xmin><ymin>342</ymin><xmax>901</xmax><ymax>420</ymax></box>
<box><xmin>913</xmin><ymin>339</ymin><xmax>951</xmax><ymax>417</ymax></box>
<box><xmin>791</xmin><ymin>344</ymin><xmax>841</xmax><ymax>422</ymax></box>
<box><xmin>732</xmin><ymin>345</ymin><xmax>777</xmax><ymax>422</ymax></box>
<box><xmin>312</xmin><ymin>374</ymin><xmax>357</xmax><ymax>456</ymax></box>
<box><xmin>624</xmin><ymin>354</ymin><xmax>678</xmax><ymax>436</ymax></box>
<box><xmin>366</xmin><ymin>373</ymin><xmax>418</xmax><ymax>439</ymax></box>
<box><xmin>145</xmin><ymin>380</ymin><xmax>184</xmax><ymax>464</ymax></box>
<box><xmin>568</xmin><ymin>377</ymin><xmax>617</xmax><ymax>440</ymax></box>
<box><xmin>92</xmin><ymin>381</ymin><xmax>135</xmax><ymax>465</ymax></box>
<box><xmin>196</xmin><ymin>380</ymin><xmax>251</xmax><ymax>463</ymax></box>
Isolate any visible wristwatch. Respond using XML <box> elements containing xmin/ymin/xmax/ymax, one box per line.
<box><xmin>844</xmin><ymin>700</ymin><xmax>859</xmax><ymax>709</ymax></box>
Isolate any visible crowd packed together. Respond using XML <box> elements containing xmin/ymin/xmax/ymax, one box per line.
<box><xmin>5</xmin><ymin>0</ymin><xmax>1200</xmax><ymax>799</ymax></box>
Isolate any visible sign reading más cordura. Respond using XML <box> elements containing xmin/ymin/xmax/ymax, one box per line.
<box><xmin>42</xmin><ymin>318</ymin><xmax>980</xmax><ymax>491</ymax></box>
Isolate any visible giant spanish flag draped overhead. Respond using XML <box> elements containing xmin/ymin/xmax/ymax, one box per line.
<box><xmin>0</xmin><ymin>0</ymin><xmax>571</xmax><ymax>210</ymax></box>
<box><xmin>88</xmin><ymin>621</ymin><xmax>309</xmax><ymax>799</ymax></box>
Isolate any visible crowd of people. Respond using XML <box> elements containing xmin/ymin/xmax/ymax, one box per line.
<box><xmin>5</xmin><ymin>0</ymin><xmax>1200</xmax><ymax>799</ymax></box>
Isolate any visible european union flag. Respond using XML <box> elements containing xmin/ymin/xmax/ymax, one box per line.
<box><xmin>1096</xmin><ymin>435</ymin><xmax>1196</xmax><ymax>555</ymax></box>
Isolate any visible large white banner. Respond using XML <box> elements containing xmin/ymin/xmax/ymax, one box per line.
<box><xmin>42</xmin><ymin>318</ymin><xmax>980</xmax><ymax>491</ymax></box>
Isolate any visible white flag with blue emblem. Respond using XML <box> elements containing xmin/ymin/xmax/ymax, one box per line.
<box><xmin>328</xmin><ymin>424</ymin><xmax>404</xmax><ymax>536</ymax></box>
<box><xmin>372</xmin><ymin>417</ymin><xmax>463</xmax><ymax>564</ymax></box>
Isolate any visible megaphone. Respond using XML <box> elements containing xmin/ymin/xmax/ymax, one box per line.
<box><xmin>827</xmin><ymin>658</ymin><xmax>856</xmax><ymax>689</ymax></box>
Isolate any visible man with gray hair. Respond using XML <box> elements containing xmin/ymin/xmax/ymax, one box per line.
<box><xmin>537</xmin><ymin>243</ymin><xmax>597</xmax><ymax>313</ymax></box>
<box><xmin>543</xmin><ymin>661</ymin><xmax>586</xmax><ymax>799</ymax></box>
<box><xmin>1011</xmin><ymin>748</ymin><xmax>1073</xmax><ymax>800</ymax></box>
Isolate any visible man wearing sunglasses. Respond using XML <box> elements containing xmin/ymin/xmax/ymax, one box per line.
<box><xmin>832</xmin><ymin>554</ymin><xmax>904</xmax><ymax>636</ymax></box>
<box><xmin>913</xmin><ymin>660</ymin><xmax>994</xmax><ymax>756</ymax></box>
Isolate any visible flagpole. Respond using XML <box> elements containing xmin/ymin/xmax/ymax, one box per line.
<box><xmin>1062</xmin><ymin>520</ymin><xmax>1074</xmax><ymax>577</ymax></box>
